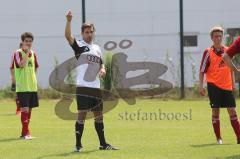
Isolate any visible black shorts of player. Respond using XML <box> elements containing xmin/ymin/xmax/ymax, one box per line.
<box><xmin>76</xmin><ymin>87</ymin><xmax>103</xmax><ymax>111</ymax></box>
<box><xmin>16</xmin><ymin>92</ymin><xmax>39</xmax><ymax>108</ymax></box>
<box><xmin>207</xmin><ymin>83</ymin><xmax>236</xmax><ymax>108</ymax></box>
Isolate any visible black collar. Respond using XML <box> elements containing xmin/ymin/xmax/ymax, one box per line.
<box><xmin>211</xmin><ymin>46</ymin><xmax>224</xmax><ymax>55</ymax></box>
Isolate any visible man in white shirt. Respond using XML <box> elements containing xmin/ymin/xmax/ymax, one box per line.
<box><xmin>65</xmin><ymin>10</ymin><xmax>118</xmax><ymax>152</ymax></box>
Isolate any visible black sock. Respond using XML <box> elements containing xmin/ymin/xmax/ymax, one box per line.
<box><xmin>75</xmin><ymin>121</ymin><xmax>84</xmax><ymax>147</ymax></box>
<box><xmin>94</xmin><ymin>122</ymin><xmax>107</xmax><ymax>146</ymax></box>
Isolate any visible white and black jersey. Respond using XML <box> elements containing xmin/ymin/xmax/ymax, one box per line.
<box><xmin>71</xmin><ymin>39</ymin><xmax>103</xmax><ymax>88</ymax></box>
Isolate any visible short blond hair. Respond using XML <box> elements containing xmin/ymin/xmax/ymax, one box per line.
<box><xmin>210</xmin><ymin>26</ymin><xmax>224</xmax><ymax>38</ymax></box>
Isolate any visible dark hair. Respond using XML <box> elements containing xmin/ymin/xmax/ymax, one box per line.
<box><xmin>21</xmin><ymin>32</ymin><xmax>34</xmax><ymax>41</ymax></box>
<box><xmin>81</xmin><ymin>22</ymin><xmax>95</xmax><ymax>33</ymax></box>
<box><xmin>19</xmin><ymin>43</ymin><xmax>22</xmax><ymax>48</ymax></box>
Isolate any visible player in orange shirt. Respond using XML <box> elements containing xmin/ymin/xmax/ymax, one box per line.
<box><xmin>199</xmin><ymin>26</ymin><xmax>240</xmax><ymax>144</ymax></box>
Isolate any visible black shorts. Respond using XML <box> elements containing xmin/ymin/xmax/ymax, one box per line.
<box><xmin>207</xmin><ymin>83</ymin><xmax>236</xmax><ymax>108</ymax></box>
<box><xmin>76</xmin><ymin>87</ymin><xmax>103</xmax><ymax>111</ymax></box>
<box><xmin>16</xmin><ymin>92</ymin><xmax>39</xmax><ymax>108</ymax></box>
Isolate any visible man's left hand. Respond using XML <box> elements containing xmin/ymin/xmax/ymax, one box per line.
<box><xmin>99</xmin><ymin>68</ymin><xmax>106</xmax><ymax>78</ymax></box>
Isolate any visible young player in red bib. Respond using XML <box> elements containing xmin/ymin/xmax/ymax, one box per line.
<box><xmin>199</xmin><ymin>26</ymin><xmax>240</xmax><ymax>144</ymax></box>
<box><xmin>10</xmin><ymin>32</ymin><xmax>39</xmax><ymax>140</ymax></box>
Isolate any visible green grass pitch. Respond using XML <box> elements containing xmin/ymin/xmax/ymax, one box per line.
<box><xmin>0</xmin><ymin>99</ymin><xmax>240</xmax><ymax>159</ymax></box>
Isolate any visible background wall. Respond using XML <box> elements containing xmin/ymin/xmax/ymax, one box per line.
<box><xmin>0</xmin><ymin>0</ymin><xmax>239</xmax><ymax>88</ymax></box>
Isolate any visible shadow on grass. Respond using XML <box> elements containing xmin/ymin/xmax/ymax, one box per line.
<box><xmin>190</xmin><ymin>143</ymin><xmax>232</xmax><ymax>148</ymax></box>
<box><xmin>224</xmin><ymin>155</ymin><xmax>240</xmax><ymax>159</ymax></box>
<box><xmin>1</xmin><ymin>113</ymin><xmax>18</xmax><ymax>116</ymax></box>
<box><xmin>36</xmin><ymin>150</ymin><xmax>99</xmax><ymax>159</ymax></box>
<box><xmin>0</xmin><ymin>138</ymin><xmax>21</xmax><ymax>142</ymax></box>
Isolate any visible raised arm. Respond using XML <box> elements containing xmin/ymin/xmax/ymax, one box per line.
<box><xmin>65</xmin><ymin>10</ymin><xmax>74</xmax><ymax>45</ymax></box>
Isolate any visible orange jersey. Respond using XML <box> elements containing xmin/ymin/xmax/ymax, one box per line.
<box><xmin>205</xmin><ymin>46</ymin><xmax>233</xmax><ymax>91</ymax></box>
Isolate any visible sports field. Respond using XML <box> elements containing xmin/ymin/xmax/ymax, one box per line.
<box><xmin>0</xmin><ymin>99</ymin><xmax>240</xmax><ymax>159</ymax></box>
